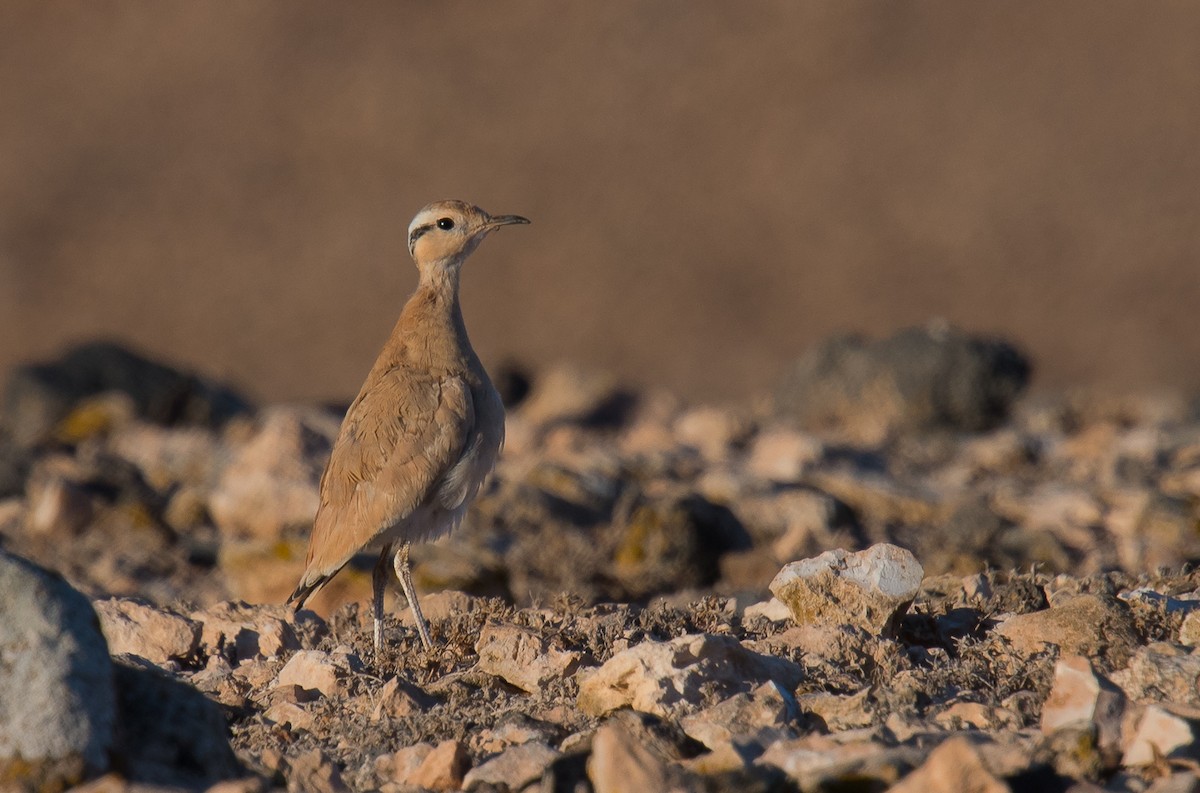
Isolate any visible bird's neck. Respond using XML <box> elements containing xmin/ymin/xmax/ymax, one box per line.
<box><xmin>381</xmin><ymin>263</ymin><xmax>473</xmax><ymax>371</ymax></box>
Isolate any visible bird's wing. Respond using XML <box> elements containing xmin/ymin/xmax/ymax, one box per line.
<box><xmin>294</xmin><ymin>368</ymin><xmax>475</xmax><ymax>592</ymax></box>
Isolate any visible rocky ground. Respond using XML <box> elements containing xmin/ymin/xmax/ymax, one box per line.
<box><xmin>2</xmin><ymin>329</ymin><xmax>1200</xmax><ymax>792</ymax></box>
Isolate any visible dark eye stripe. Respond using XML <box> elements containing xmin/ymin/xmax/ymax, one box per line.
<box><xmin>408</xmin><ymin>223</ymin><xmax>433</xmax><ymax>247</ymax></box>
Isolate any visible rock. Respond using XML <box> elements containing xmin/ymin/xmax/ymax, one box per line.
<box><xmin>1122</xmin><ymin>705</ymin><xmax>1200</xmax><ymax>767</ymax></box>
<box><xmin>797</xmin><ymin>689</ymin><xmax>873</xmax><ymax>732</ymax></box>
<box><xmin>217</xmin><ymin>537</ymin><xmax>331</xmax><ymax>608</ymax></box>
<box><xmin>612</xmin><ymin>492</ymin><xmax>751</xmax><ymax>599</ymax></box>
<box><xmin>406</xmin><ymin>740</ymin><xmax>468</xmax><ymax>792</ymax></box>
<box><xmin>774</xmin><ymin>324</ymin><xmax>1030</xmax><ymax>442</ymax></box>
<box><xmin>1111</xmin><ymin>646</ymin><xmax>1200</xmax><ymax>708</ymax></box>
<box><xmin>0</xmin><ymin>434</ymin><xmax>30</xmax><ymax>498</ymax></box>
<box><xmin>208</xmin><ymin>406</ymin><xmax>337</xmax><ymax>542</ymax></box>
<box><xmin>1119</xmin><ymin>588</ymin><xmax>1200</xmax><ymax>615</ymax></box>
<box><xmin>396</xmin><ymin>590</ymin><xmax>488</xmax><ymax>626</ymax></box>
<box><xmin>680</xmin><ymin>681</ymin><xmax>799</xmax><ymax>756</ymax></box>
<box><xmin>960</xmin><ymin>429</ymin><xmax>1036</xmax><ymax>474</ymax></box>
<box><xmin>516</xmin><ymin>452</ymin><xmax>623</xmax><ymax>527</ymax></box>
<box><xmin>188</xmin><ymin>655</ymin><xmax>246</xmax><ymax>709</ymax></box>
<box><xmin>932</xmin><ymin>702</ymin><xmax>1014</xmax><ymax>731</ymax></box>
<box><xmin>1123</xmin><ymin>492</ymin><xmax>1200</xmax><ymax>570</ymax></box>
<box><xmin>463</xmin><ymin>741</ymin><xmax>559</xmax><ymax>790</ymax></box>
<box><xmin>515</xmin><ymin>363</ymin><xmax>629</xmax><ymax>427</ymax></box>
<box><xmin>576</xmin><ymin>632</ymin><xmax>803</xmax><ymax>718</ymax></box>
<box><xmin>745</xmin><ymin>623</ymin><xmax>873</xmax><ymax>666</ymax></box>
<box><xmin>471</xmin><ymin>719</ymin><xmax>560</xmax><ymax>756</ymax></box>
<box><xmin>25</xmin><ymin>467</ymin><xmax>95</xmax><ymax>536</ymax></box>
<box><xmin>673</xmin><ymin>406</ymin><xmax>750</xmax><ymax>461</ymax></box>
<box><xmin>957</xmin><ymin>574</ymin><xmax>993</xmax><ymax>604</ymax></box>
<box><xmin>733</xmin><ymin>488</ymin><xmax>849</xmax><ymax>563</ymax></box>
<box><xmin>888</xmin><ymin>736</ymin><xmax>1010</xmax><ymax>793</ymax></box>
<box><xmin>1146</xmin><ymin>773</ymin><xmax>1200</xmax><ymax>793</ymax></box>
<box><xmin>108</xmin><ymin>423</ymin><xmax>221</xmax><ymax>492</ymax></box>
<box><xmin>475</xmin><ymin>623</ymin><xmax>582</xmax><ymax>693</ymax></box>
<box><xmin>0</xmin><ymin>551</ymin><xmax>115</xmax><ymax>789</ymax></box>
<box><xmin>52</xmin><ymin>392</ymin><xmax>138</xmax><ymax>445</ymax></box>
<box><xmin>111</xmin><ymin>661</ymin><xmax>241</xmax><ymax>787</ymax></box>
<box><xmin>93</xmin><ymin>598</ymin><xmax>201</xmax><ymax>667</ymax></box>
<box><xmin>410</xmin><ymin>542</ymin><xmax>506</xmax><ymax>595</ymax></box>
<box><xmin>1041</xmin><ymin>656</ymin><xmax>1126</xmax><ymax>763</ymax></box>
<box><xmin>374</xmin><ymin>742</ymin><xmax>433</xmax><ymax>785</ymax></box>
<box><xmin>2</xmin><ymin>341</ymin><xmax>249</xmax><ymax>447</ymax></box>
<box><xmin>192</xmin><ymin>601</ymin><xmax>308</xmax><ymax>662</ymax></box>
<box><xmin>287</xmin><ymin>748</ymin><xmax>349</xmax><ymax>793</ymax></box>
<box><xmin>371</xmin><ymin>676</ymin><xmax>435</xmax><ymax>720</ymax></box>
<box><xmin>233</xmin><ymin>658</ymin><xmax>281</xmax><ymax>689</ymax></box>
<box><xmin>745</xmin><ymin>426</ymin><xmax>823</xmax><ymax>482</ymax></box>
<box><xmin>756</xmin><ymin>735</ymin><xmax>922</xmax><ymax>789</ymax></box>
<box><xmin>1182</xmin><ymin>611</ymin><xmax>1200</xmax><ymax>646</ymax></box>
<box><xmin>996</xmin><ymin>594</ymin><xmax>1139</xmax><ymax>668</ymax></box>
<box><xmin>768</xmin><ymin>543</ymin><xmax>924</xmax><ymax>637</ymax></box>
<box><xmin>263</xmin><ymin>701</ymin><xmax>315</xmax><ymax>733</ymax></box>
<box><xmin>742</xmin><ymin>598</ymin><xmax>792</xmax><ymax>623</ymax></box>
<box><xmin>811</xmin><ymin>471</ymin><xmax>942</xmax><ymax>528</ymax></box>
<box><xmin>587</xmin><ymin>723</ymin><xmax>675</xmax><ymax>793</ymax></box>
<box><xmin>274</xmin><ymin>649</ymin><xmax>360</xmax><ymax>699</ymax></box>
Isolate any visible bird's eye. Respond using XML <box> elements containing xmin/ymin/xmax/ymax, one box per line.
<box><xmin>436</xmin><ymin>218</ymin><xmax>455</xmax><ymax>230</ymax></box>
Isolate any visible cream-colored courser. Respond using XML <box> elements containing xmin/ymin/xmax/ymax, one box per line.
<box><xmin>288</xmin><ymin>200</ymin><xmax>528</xmax><ymax>652</ymax></box>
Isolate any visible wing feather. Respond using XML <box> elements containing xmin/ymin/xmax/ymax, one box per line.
<box><xmin>289</xmin><ymin>368</ymin><xmax>474</xmax><ymax>603</ymax></box>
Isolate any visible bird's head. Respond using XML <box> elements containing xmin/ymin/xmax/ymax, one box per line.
<box><xmin>407</xmin><ymin>200</ymin><xmax>529</xmax><ymax>274</ymax></box>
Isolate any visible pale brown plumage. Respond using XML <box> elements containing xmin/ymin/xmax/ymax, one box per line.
<box><xmin>287</xmin><ymin>200</ymin><xmax>527</xmax><ymax>651</ymax></box>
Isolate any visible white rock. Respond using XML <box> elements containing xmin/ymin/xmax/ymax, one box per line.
<box><xmin>475</xmin><ymin>623</ymin><xmax>581</xmax><ymax>693</ymax></box>
<box><xmin>1041</xmin><ymin>656</ymin><xmax>1125</xmax><ymax>760</ymax></box>
<box><xmin>1122</xmin><ymin>705</ymin><xmax>1200</xmax><ymax>767</ymax></box>
<box><xmin>743</xmin><ymin>598</ymin><xmax>792</xmax><ymax>623</ymax></box>
<box><xmin>769</xmin><ymin>543</ymin><xmax>923</xmax><ymax>636</ymax></box>
<box><xmin>274</xmin><ymin>649</ymin><xmax>359</xmax><ymax>699</ymax></box>
<box><xmin>93</xmin><ymin>598</ymin><xmax>200</xmax><ymax>667</ymax></box>
<box><xmin>681</xmin><ymin>681</ymin><xmax>798</xmax><ymax>753</ymax></box>
<box><xmin>577</xmin><ymin>633</ymin><xmax>802</xmax><ymax>718</ymax></box>
<box><xmin>462</xmin><ymin>741</ymin><xmax>559</xmax><ymax>790</ymax></box>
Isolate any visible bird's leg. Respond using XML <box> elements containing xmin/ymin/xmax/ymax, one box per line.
<box><xmin>394</xmin><ymin>543</ymin><xmax>433</xmax><ymax>651</ymax></box>
<box><xmin>372</xmin><ymin>547</ymin><xmax>391</xmax><ymax>656</ymax></box>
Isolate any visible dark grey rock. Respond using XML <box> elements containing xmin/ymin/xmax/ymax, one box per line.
<box><xmin>3</xmin><ymin>341</ymin><xmax>251</xmax><ymax>446</ymax></box>
<box><xmin>612</xmin><ymin>493</ymin><xmax>751</xmax><ymax>599</ymax></box>
<box><xmin>775</xmin><ymin>324</ymin><xmax>1031</xmax><ymax>438</ymax></box>
<box><xmin>0</xmin><ymin>432</ymin><xmax>28</xmax><ymax>497</ymax></box>
<box><xmin>112</xmin><ymin>660</ymin><xmax>242</xmax><ymax>787</ymax></box>
<box><xmin>0</xmin><ymin>551</ymin><xmax>116</xmax><ymax>789</ymax></box>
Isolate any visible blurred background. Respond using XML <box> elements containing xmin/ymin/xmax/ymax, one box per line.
<box><xmin>3</xmin><ymin>2</ymin><xmax>1199</xmax><ymax>404</ymax></box>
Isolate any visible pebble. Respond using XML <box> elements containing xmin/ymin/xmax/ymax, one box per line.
<box><xmin>769</xmin><ymin>543</ymin><xmax>924</xmax><ymax>637</ymax></box>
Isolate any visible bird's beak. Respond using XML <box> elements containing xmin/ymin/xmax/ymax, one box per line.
<box><xmin>485</xmin><ymin>214</ymin><xmax>531</xmax><ymax>229</ymax></box>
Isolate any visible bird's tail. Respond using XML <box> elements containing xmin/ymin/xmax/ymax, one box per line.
<box><xmin>286</xmin><ymin>575</ymin><xmax>327</xmax><ymax>611</ymax></box>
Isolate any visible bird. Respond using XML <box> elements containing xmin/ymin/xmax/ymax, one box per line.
<box><xmin>287</xmin><ymin>199</ymin><xmax>528</xmax><ymax>652</ymax></box>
